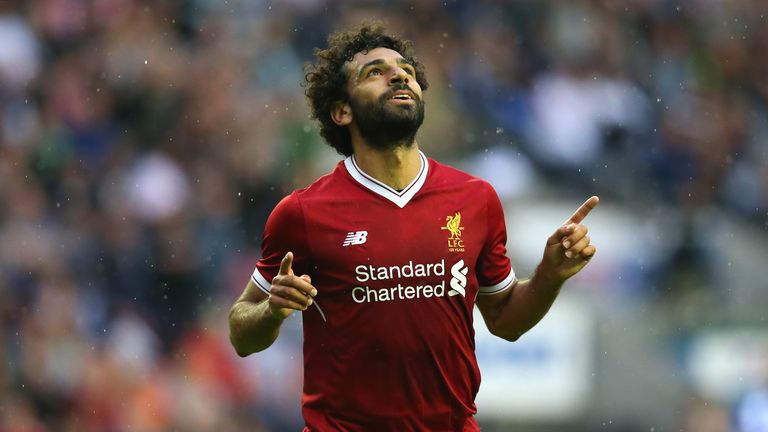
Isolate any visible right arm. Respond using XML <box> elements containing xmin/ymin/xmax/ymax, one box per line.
<box><xmin>229</xmin><ymin>252</ymin><xmax>316</xmax><ymax>357</ymax></box>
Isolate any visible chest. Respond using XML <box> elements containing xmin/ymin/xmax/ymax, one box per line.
<box><xmin>302</xmin><ymin>192</ymin><xmax>487</xmax><ymax>291</ymax></box>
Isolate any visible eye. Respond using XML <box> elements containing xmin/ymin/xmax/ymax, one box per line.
<box><xmin>368</xmin><ymin>68</ymin><xmax>382</xmax><ymax>77</ymax></box>
<box><xmin>403</xmin><ymin>66</ymin><xmax>416</xmax><ymax>76</ymax></box>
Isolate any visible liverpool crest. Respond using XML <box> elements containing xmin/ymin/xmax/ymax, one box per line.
<box><xmin>441</xmin><ymin>212</ymin><xmax>465</xmax><ymax>252</ymax></box>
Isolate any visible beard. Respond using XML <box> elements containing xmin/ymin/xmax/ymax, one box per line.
<box><xmin>349</xmin><ymin>86</ymin><xmax>425</xmax><ymax>151</ymax></box>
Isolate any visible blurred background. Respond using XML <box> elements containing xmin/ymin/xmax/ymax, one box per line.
<box><xmin>0</xmin><ymin>0</ymin><xmax>767</xmax><ymax>430</ymax></box>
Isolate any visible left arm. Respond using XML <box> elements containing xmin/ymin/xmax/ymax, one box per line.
<box><xmin>477</xmin><ymin>196</ymin><xmax>598</xmax><ymax>341</ymax></box>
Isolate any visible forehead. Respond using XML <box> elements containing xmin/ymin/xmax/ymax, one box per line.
<box><xmin>347</xmin><ymin>47</ymin><xmax>406</xmax><ymax>71</ymax></box>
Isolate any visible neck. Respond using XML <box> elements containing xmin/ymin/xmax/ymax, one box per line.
<box><xmin>351</xmin><ymin>142</ymin><xmax>422</xmax><ymax>191</ymax></box>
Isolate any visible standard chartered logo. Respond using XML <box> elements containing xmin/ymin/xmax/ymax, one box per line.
<box><xmin>351</xmin><ymin>259</ymin><xmax>468</xmax><ymax>303</ymax></box>
<box><xmin>448</xmin><ymin>260</ymin><xmax>468</xmax><ymax>297</ymax></box>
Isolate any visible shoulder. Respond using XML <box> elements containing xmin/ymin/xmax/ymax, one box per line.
<box><xmin>269</xmin><ymin>161</ymin><xmax>351</xmax><ymax>223</ymax></box>
<box><xmin>265</xmin><ymin>171</ymin><xmax>336</xmax><ymax>239</ymax></box>
<box><xmin>291</xmin><ymin>160</ymin><xmax>351</xmax><ymax>202</ymax></box>
<box><xmin>426</xmin><ymin>158</ymin><xmax>503</xmax><ymax>219</ymax></box>
<box><xmin>266</xmin><ymin>191</ymin><xmax>304</xmax><ymax>231</ymax></box>
<box><xmin>267</xmin><ymin>161</ymin><xmax>345</xmax><ymax>213</ymax></box>
<box><xmin>427</xmin><ymin>157</ymin><xmax>497</xmax><ymax>195</ymax></box>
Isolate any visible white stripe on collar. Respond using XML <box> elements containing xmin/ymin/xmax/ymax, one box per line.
<box><xmin>344</xmin><ymin>151</ymin><xmax>429</xmax><ymax>208</ymax></box>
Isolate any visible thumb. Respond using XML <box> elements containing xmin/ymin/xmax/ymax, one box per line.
<box><xmin>278</xmin><ymin>252</ymin><xmax>294</xmax><ymax>276</ymax></box>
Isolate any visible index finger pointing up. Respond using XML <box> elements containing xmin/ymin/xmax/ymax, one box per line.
<box><xmin>279</xmin><ymin>252</ymin><xmax>294</xmax><ymax>276</ymax></box>
<box><xmin>566</xmin><ymin>196</ymin><xmax>600</xmax><ymax>224</ymax></box>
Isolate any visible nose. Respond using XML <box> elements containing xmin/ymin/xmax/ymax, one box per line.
<box><xmin>389</xmin><ymin>66</ymin><xmax>409</xmax><ymax>84</ymax></box>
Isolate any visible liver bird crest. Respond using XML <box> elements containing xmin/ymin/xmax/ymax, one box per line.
<box><xmin>441</xmin><ymin>212</ymin><xmax>464</xmax><ymax>239</ymax></box>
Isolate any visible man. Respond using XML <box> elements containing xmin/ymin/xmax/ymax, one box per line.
<box><xmin>229</xmin><ymin>22</ymin><xmax>598</xmax><ymax>431</ymax></box>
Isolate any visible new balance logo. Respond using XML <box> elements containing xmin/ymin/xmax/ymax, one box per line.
<box><xmin>448</xmin><ymin>259</ymin><xmax>468</xmax><ymax>297</ymax></box>
<box><xmin>343</xmin><ymin>231</ymin><xmax>368</xmax><ymax>247</ymax></box>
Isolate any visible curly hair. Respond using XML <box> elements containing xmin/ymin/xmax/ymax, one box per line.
<box><xmin>304</xmin><ymin>22</ymin><xmax>429</xmax><ymax>156</ymax></box>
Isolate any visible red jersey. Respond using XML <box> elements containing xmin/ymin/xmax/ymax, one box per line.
<box><xmin>251</xmin><ymin>151</ymin><xmax>515</xmax><ymax>431</ymax></box>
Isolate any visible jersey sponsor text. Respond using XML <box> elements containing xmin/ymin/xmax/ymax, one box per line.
<box><xmin>352</xmin><ymin>259</ymin><xmax>470</xmax><ymax>303</ymax></box>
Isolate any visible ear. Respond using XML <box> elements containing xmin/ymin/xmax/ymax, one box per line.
<box><xmin>330</xmin><ymin>101</ymin><xmax>352</xmax><ymax>126</ymax></box>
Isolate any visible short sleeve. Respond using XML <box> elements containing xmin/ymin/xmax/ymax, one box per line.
<box><xmin>251</xmin><ymin>193</ymin><xmax>309</xmax><ymax>294</ymax></box>
<box><xmin>476</xmin><ymin>183</ymin><xmax>516</xmax><ymax>296</ymax></box>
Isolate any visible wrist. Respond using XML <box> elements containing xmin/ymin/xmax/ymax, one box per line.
<box><xmin>532</xmin><ymin>263</ymin><xmax>566</xmax><ymax>292</ymax></box>
<box><xmin>263</xmin><ymin>300</ymin><xmax>289</xmax><ymax>322</ymax></box>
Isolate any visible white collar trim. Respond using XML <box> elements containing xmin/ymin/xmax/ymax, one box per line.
<box><xmin>344</xmin><ymin>151</ymin><xmax>428</xmax><ymax>208</ymax></box>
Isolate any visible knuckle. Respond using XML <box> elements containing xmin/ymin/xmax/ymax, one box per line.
<box><xmin>272</xmin><ymin>282</ymin><xmax>288</xmax><ymax>292</ymax></box>
<box><xmin>282</xmin><ymin>287</ymin><xmax>296</xmax><ymax>300</ymax></box>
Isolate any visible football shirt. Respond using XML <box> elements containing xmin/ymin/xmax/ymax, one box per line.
<box><xmin>251</xmin><ymin>151</ymin><xmax>515</xmax><ymax>431</ymax></box>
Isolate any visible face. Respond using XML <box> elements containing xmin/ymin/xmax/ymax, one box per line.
<box><xmin>344</xmin><ymin>47</ymin><xmax>425</xmax><ymax>150</ymax></box>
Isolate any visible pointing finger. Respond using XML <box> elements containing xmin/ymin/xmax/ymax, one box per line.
<box><xmin>566</xmin><ymin>196</ymin><xmax>599</xmax><ymax>224</ymax></box>
<box><xmin>279</xmin><ymin>252</ymin><xmax>294</xmax><ymax>276</ymax></box>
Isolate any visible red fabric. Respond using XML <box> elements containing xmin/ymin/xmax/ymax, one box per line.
<box><xmin>255</xmin><ymin>157</ymin><xmax>512</xmax><ymax>431</ymax></box>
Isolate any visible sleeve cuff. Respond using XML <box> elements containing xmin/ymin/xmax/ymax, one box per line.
<box><xmin>251</xmin><ymin>268</ymin><xmax>272</xmax><ymax>295</ymax></box>
<box><xmin>477</xmin><ymin>269</ymin><xmax>516</xmax><ymax>296</ymax></box>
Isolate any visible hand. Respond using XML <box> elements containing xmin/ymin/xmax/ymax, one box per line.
<box><xmin>268</xmin><ymin>252</ymin><xmax>317</xmax><ymax>320</ymax></box>
<box><xmin>539</xmin><ymin>196</ymin><xmax>599</xmax><ymax>283</ymax></box>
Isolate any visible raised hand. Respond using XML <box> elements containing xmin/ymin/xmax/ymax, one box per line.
<box><xmin>539</xmin><ymin>196</ymin><xmax>599</xmax><ymax>282</ymax></box>
<box><xmin>268</xmin><ymin>252</ymin><xmax>317</xmax><ymax>320</ymax></box>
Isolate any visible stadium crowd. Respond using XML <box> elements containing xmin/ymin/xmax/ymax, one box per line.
<box><xmin>0</xmin><ymin>0</ymin><xmax>766</xmax><ymax>430</ymax></box>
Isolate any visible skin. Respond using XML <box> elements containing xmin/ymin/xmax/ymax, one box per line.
<box><xmin>228</xmin><ymin>47</ymin><xmax>598</xmax><ymax>356</ymax></box>
<box><xmin>475</xmin><ymin>196</ymin><xmax>598</xmax><ymax>341</ymax></box>
<box><xmin>331</xmin><ymin>47</ymin><xmax>425</xmax><ymax>190</ymax></box>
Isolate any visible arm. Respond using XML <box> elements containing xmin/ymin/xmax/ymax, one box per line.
<box><xmin>229</xmin><ymin>280</ymin><xmax>282</xmax><ymax>356</ymax></box>
<box><xmin>477</xmin><ymin>196</ymin><xmax>599</xmax><ymax>341</ymax></box>
<box><xmin>476</xmin><ymin>268</ymin><xmax>564</xmax><ymax>341</ymax></box>
<box><xmin>229</xmin><ymin>252</ymin><xmax>316</xmax><ymax>357</ymax></box>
